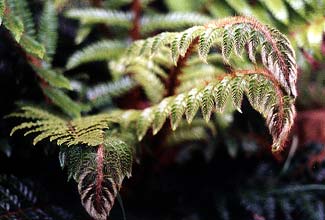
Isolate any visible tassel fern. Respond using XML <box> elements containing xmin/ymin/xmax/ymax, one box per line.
<box><xmin>7</xmin><ymin>15</ymin><xmax>299</xmax><ymax>220</ymax></box>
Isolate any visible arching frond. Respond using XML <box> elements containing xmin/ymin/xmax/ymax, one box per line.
<box><xmin>116</xmin><ymin>71</ymin><xmax>296</xmax><ymax>151</ymax></box>
<box><xmin>127</xmin><ymin>16</ymin><xmax>297</xmax><ymax>98</ymax></box>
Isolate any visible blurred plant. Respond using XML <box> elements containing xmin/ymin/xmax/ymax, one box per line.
<box><xmin>0</xmin><ymin>174</ymin><xmax>76</xmax><ymax>220</ymax></box>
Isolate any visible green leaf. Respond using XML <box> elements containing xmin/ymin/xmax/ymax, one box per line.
<box><xmin>19</xmin><ymin>35</ymin><xmax>46</xmax><ymax>59</ymax></box>
<box><xmin>200</xmin><ymin>84</ymin><xmax>215</xmax><ymax>122</ymax></box>
<box><xmin>66</xmin><ymin>40</ymin><xmax>125</xmax><ymax>69</ymax></box>
<box><xmin>185</xmin><ymin>88</ymin><xmax>202</xmax><ymax>124</ymax></box>
<box><xmin>170</xmin><ymin>94</ymin><xmax>187</xmax><ymax>130</ymax></box>
<box><xmin>3</xmin><ymin>12</ymin><xmax>24</xmax><ymax>42</ymax></box>
<box><xmin>42</xmin><ymin>86</ymin><xmax>82</xmax><ymax>118</ymax></box>
<box><xmin>136</xmin><ymin>108</ymin><xmax>154</xmax><ymax>141</ymax></box>
<box><xmin>38</xmin><ymin>0</ymin><xmax>58</xmax><ymax>63</ymax></box>
<box><xmin>33</xmin><ymin>66</ymin><xmax>72</xmax><ymax>90</ymax></box>
<box><xmin>152</xmin><ymin>98</ymin><xmax>172</xmax><ymax>135</ymax></box>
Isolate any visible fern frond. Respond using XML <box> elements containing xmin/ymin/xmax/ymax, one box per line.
<box><xmin>141</xmin><ymin>12</ymin><xmax>211</xmax><ymax>35</ymax></box>
<box><xmin>19</xmin><ymin>35</ymin><xmax>46</xmax><ymax>59</ymax></box>
<box><xmin>132</xmin><ymin>68</ymin><xmax>165</xmax><ymax>104</ymax></box>
<box><xmin>3</xmin><ymin>10</ymin><xmax>24</xmax><ymax>42</ymax></box>
<box><xmin>60</xmin><ymin>136</ymin><xmax>133</xmax><ymax>220</ymax></box>
<box><xmin>65</xmin><ymin>8</ymin><xmax>132</xmax><ymax>28</ymax></box>
<box><xmin>166</xmin><ymin>119</ymin><xmax>217</xmax><ymax>146</ymax></box>
<box><xmin>6</xmin><ymin>0</ymin><xmax>35</xmax><ymax>37</ymax></box>
<box><xmin>42</xmin><ymin>86</ymin><xmax>84</xmax><ymax>118</ymax></box>
<box><xmin>114</xmin><ymin>70</ymin><xmax>295</xmax><ymax>151</ymax></box>
<box><xmin>66</xmin><ymin>40</ymin><xmax>126</xmax><ymax>69</ymax></box>
<box><xmin>87</xmin><ymin>76</ymin><xmax>137</xmax><ymax>108</ymax></box>
<box><xmin>128</xmin><ymin>16</ymin><xmax>297</xmax><ymax>97</ymax></box>
<box><xmin>9</xmin><ymin>106</ymin><xmax>114</xmax><ymax>147</ymax></box>
<box><xmin>38</xmin><ymin>0</ymin><xmax>58</xmax><ymax>63</ymax></box>
<box><xmin>33</xmin><ymin>66</ymin><xmax>72</xmax><ymax>90</ymax></box>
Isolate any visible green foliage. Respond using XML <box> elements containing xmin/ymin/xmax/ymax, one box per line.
<box><xmin>42</xmin><ymin>86</ymin><xmax>85</xmax><ymax>118</ymax></box>
<box><xmin>9</xmin><ymin>106</ymin><xmax>113</xmax><ymax>147</ymax></box>
<box><xmin>66</xmin><ymin>40</ymin><xmax>126</xmax><ymax>69</ymax></box>
<box><xmin>65</xmin><ymin>8</ymin><xmax>132</xmax><ymax>28</ymax></box>
<box><xmin>38</xmin><ymin>0</ymin><xmax>58</xmax><ymax>63</ymax></box>
<box><xmin>3</xmin><ymin>0</ymin><xmax>301</xmax><ymax>219</ymax></box>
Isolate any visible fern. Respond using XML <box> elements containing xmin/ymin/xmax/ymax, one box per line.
<box><xmin>9</xmin><ymin>106</ymin><xmax>113</xmax><ymax>147</ymax></box>
<box><xmin>66</xmin><ymin>40</ymin><xmax>126</xmax><ymax>69</ymax></box>
<box><xmin>140</xmin><ymin>12</ymin><xmax>211</xmax><ymax>35</ymax></box>
<box><xmin>38</xmin><ymin>0</ymin><xmax>58</xmax><ymax>63</ymax></box>
<box><xmin>116</xmin><ymin>71</ymin><xmax>295</xmax><ymax>151</ymax></box>
<box><xmin>58</xmin><ymin>135</ymin><xmax>134</xmax><ymax>220</ymax></box>
<box><xmin>65</xmin><ymin>8</ymin><xmax>132</xmax><ymax>28</ymax></box>
<box><xmin>129</xmin><ymin>16</ymin><xmax>297</xmax><ymax>97</ymax></box>
<box><xmin>87</xmin><ymin>76</ymin><xmax>137</xmax><ymax>108</ymax></box>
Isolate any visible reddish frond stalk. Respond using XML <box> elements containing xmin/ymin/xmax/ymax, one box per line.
<box><xmin>167</xmin><ymin>38</ymin><xmax>199</xmax><ymax>96</ymax></box>
<box><xmin>96</xmin><ymin>144</ymin><xmax>104</xmax><ymax>205</ymax></box>
<box><xmin>130</xmin><ymin>0</ymin><xmax>141</xmax><ymax>40</ymax></box>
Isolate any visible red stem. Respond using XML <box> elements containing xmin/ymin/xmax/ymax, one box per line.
<box><xmin>167</xmin><ymin>38</ymin><xmax>198</xmax><ymax>96</ymax></box>
<box><xmin>130</xmin><ymin>0</ymin><xmax>141</xmax><ymax>40</ymax></box>
<box><xmin>96</xmin><ymin>144</ymin><xmax>104</xmax><ymax>205</ymax></box>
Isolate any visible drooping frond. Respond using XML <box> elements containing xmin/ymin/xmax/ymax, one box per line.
<box><xmin>115</xmin><ymin>71</ymin><xmax>295</xmax><ymax>151</ymax></box>
<box><xmin>140</xmin><ymin>12</ymin><xmax>211</xmax><ymax>35</ymax></box>
<box><xmin>59</xmin><ymin>137</ymin><xmax>133</xmax><ymax>220</ymax></box>
<box><xmin>66</xmin><ymin>40</ymin><xmax>126</xmax><ymax>69</ymax></box>
<box><xmin>38</xmin><ymin>0</ymin><xmax>58</xmax><ymax>63</ymax></box>
<box><xmin>8</xmin><ymin>106</ymin><xmax>114</xmax><ymax>147</ymax></box>
<box><xmin>127</xmin><ymin>16</ymin><xmax>297</xmax><ymax>98</ymax></box>
<box><xmin>65</xmin><ymin>8</ymin><xmax>132</xmax><ymax>28</ymax></box>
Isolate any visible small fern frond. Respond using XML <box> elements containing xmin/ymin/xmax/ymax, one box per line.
<box><xmin>38</xmin><ymin>0</ymin><xmax>58</xmax><ymax>63</ymax></box>
<box><xmin>141</xmin><ymin>12</ymin><xmax>211</xmax><ymax>35</ymax></box>
<box><xmin>65</xmin><ymin>8</ymin><xmax>132</xmax><ymax>28</ymax></box>
<box><xmin>60</xmin><ymin>137</ymin><xmax>133</xmax><ymax>220</ymax></box>
<box><xmin>9</xmin><ymin>106</ymin><xmax>114</xmax><ymax>147</ymax></box>
<box><xmin>66</xmin><ymin>40</ymin><xmax>126</xmax><ymax>69</ymax></box>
